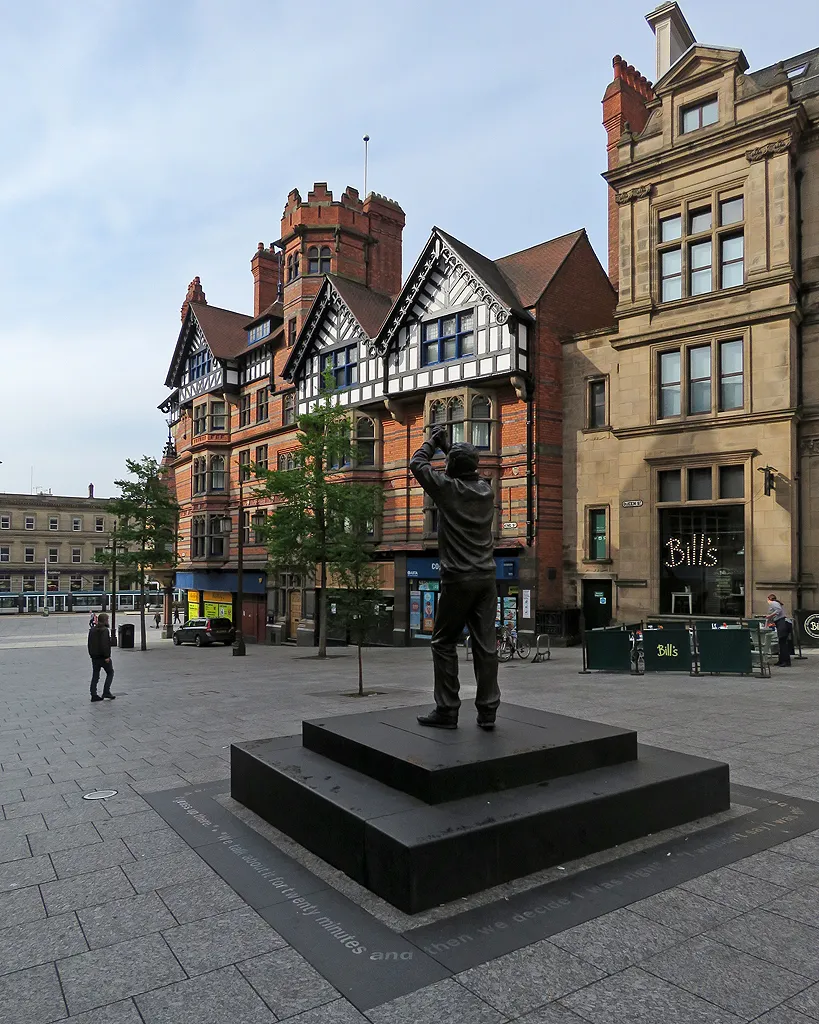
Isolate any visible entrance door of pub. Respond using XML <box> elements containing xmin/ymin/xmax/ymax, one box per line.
<box><xmin>582</xmin><ymin>580</ymin><xmax>612</xmax><ymax>631</ymax></box>
<box><xmin>287</xmin><ymin>591</ymin><xmax>302</xmax><ymax>640</ymax></box>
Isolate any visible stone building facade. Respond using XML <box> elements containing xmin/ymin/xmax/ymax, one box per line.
<box><xmin>564</xmin><ymin>2</ymin><xmax>819</xmax><ymax>626</ymax></box>
<box><xmin>0</xmin><ymin>489</ymin><xmax>114</xmax><ymax>613</ymax></box>
<box><xmin>160</xmin><ymin>185</ymin><xmax>615</xmax><ymax>644</ymax></box>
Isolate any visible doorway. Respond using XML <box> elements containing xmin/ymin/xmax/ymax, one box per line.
<box><xmin>287</xmin><ymin>591</ymin><xmax>302</xmax><ymax>640</ymax></box>
<box><xmin>582</xmin><ymin>580</ymin><xmax>612</xmax><ymax>630</ymax></box>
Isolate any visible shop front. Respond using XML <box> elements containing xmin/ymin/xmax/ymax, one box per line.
<box><xmin>659</xmin><ymin>505</ymin><xmax>745</xmax><ymax>617</ymax></box>
<box><xmin>405</xmin><ymin>555</ymin><xmax>520</xmax><ymax>645</ymax></box>
<box><xmin>175</xmin><ymin>570</ymin><xmax>268</xmax><ymax>642</ymax></box>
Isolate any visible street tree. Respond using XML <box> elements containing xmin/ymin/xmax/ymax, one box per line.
<box><xmin>95</xmin><ymin>456</ymin><xmax>178</xmax><ymax>651</ymax></box>
<box><xmin>327</xmin><ymin>485</ymin><xmax>384</xmax><ymax>694</ymax></box>
<box><xmin>254</xmin><ymin>374</ymin><xmax>381</xmax><ymax>658</ymax></box>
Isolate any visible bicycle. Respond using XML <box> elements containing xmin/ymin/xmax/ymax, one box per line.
<box><xmin>496</xmin><ymin>626</ymin><xmax>530</xmax><ymax>661</ymax></box>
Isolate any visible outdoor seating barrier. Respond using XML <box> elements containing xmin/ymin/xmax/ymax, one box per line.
<box><xmin>532</xmin><ymin>634</ymin><xmax>552</xmax><ymax>662</ymax></box>
<box><xmin>642</xmin><ymin>627</ymin><xmax>694</xmax><ymax>674</ymax></box>
<box><xmin>581</xmin><ymin>626</ymin><xmax>634</xmax><ymax>674</ymax></box>
<box><xmin>694</xmin><ymin>621</ymin><xmax>763</xmax><ymax>677</ymax></box>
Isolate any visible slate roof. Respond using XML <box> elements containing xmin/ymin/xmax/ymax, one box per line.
<box><xmin>435</xmin><ymin>228</ymin><xmax>530</xmax><ymax>320</ymax></box>
<box><xmin>495</xmin><ymin>230</ymin><xmax>586</xmax><ymax>308</ymax></box>
<box><xmin>245</xmin><ymin>300</ymin><xmax>284</xmax><ymax>329</ymax></box>
<box><xmin>328</xmin><ymin>275</ymin><xmax>394</xmax><ymax>337</ymax></box>
<box><xmin>188</xmin><ymin>302</ymin><xmax>252</xmax><ymax>360</ymax></box>
<box><xmin>750</xmin><ymin>47</ymin><xmax>819</xmax><ymax>101</ymax></box>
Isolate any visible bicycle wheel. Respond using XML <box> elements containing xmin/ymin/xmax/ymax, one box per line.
<box><xmin>516</xmin><ymin>641</ymin><xmax>530</xmax><ymax>659</ymax></box>
<box><xmin>497</xmin><ymin>640</ymin><xmax>514</xmax><ymax>662</ymax></box>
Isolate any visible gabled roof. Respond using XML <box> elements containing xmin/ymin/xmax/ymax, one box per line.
<box><xmin>245</xmin><ymin>300</ymin><xmax>284</xmax><ymax>329</ymax></box>
<box><xmin>653</xmin><ymin>43</ymin><xmax>748</xmax><ymax>93</ymax></box>
<box><xmin>435</xmin><ymin>228</ymin><xmax>530</xmax><ymax>321</ymax></box>
<box><xmin>164</xmin><ymin>301</ymin><xmax>252</xmax><ymax>388</ymax></box>
<box><xmin>495</xmin><ymin>229</ymin><xmax>585</xmax><ymax>308</ymax></box>
<box><xmin>282</xmin><ymin>275</ymin><xmax>393</xmax><ymax>382</ymax></box>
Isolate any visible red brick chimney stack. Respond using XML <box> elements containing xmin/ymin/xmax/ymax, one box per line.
<box><xmin>180</xmin><ymin>276</ymin><xmax>207</xmax><ymax>322</ymax></box>
<box><xmin>362</xmin><ymin>192</ymin><xmax>406</xmax><ymax>299</ymax></box>
<box><xmin>251</xmin><ymin>243</ymin><xmax>281</xmax><ymax>316</ymax></box>
<box><xmin>602</xmin><ymin>55</ymin><xmax>655</xmax><ymax>291</ymax></box>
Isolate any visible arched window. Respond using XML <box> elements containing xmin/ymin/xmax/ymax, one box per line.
<box><xmin>209</xmin><ymin>456</ymin><xmax>225</xmax><ymax>492</ymax></box>
<box><xmin>320</xmin><ymin>246</ymin><xmax>331</xmax><ymax>273</ymax></box>
<box><xmin>293</xmin><ymin>252</ymin><xmax>300</xmax><ymax>278</ymax></box>
<box><xmin>355</xmin><ymin>416</ymin><xmax>376</xmax><ymax>466</ymax></box>
<box><xmin>282</xmin><ymin>392</ymin><xmax>295</xmax><ymax>426</ymax></box>
<box><xmin>449</xmin><ymin>398</ymin><xmax>465</xmax><ymax>443</ymax></box>
<box><xmin>191</xmin><ymin>517</ymin><xmax>206</xmax><ymax>558</ymax></box>
<box><xmin>471</xmin><ymin>396</ymin><xmax>491</xmax><ymax>449</ymax></box>
<box><xmin>277</xmin><ymin>451</ymin><xmax>296</xmax><ymax>472</ymax></box>
<box><xmin>287</xmin><ymin>255</ymin><xmax>294</xmax><ymax>282</ymax></box>
<box><xmin>307</xmin><ymin>246</ymin><xmax>319</xmax><ymax>274</ymax></box>
<box><xmin>192</xmin><ymin>458</ymin><xmax>207</xmax><ymax>495</ymax></box>
<box><xmin>430</xmin><ymin>400</ymin><xmax>446</xmax><ymax>425</ymax></box>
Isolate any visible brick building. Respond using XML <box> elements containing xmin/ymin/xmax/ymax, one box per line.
<box><xmin>161</xmin><ymin>182</ymin><xmax>614</xmax><ymax>644</ymax></box>
<box><xmin>565</xmin><ymin>2</ymin><xmax>819</xmax><ymax>626</ymax></box>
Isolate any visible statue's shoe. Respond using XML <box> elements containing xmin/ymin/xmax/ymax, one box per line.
<box><xmin>416</xmin><ymin>709</ymin><xmax>458</xmax><ymax>729</ymax></box>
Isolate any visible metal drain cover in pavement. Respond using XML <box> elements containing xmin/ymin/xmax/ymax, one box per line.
<box><xmin>82</xmin><ymin>790</ymin><xmax>118</xmax><ymax>800</ymax></box>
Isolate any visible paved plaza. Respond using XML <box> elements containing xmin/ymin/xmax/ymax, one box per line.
<box><xmin>2</xmin><ymin>615</ymin><xmax>819</xmax><ymax>1022</ymax></box>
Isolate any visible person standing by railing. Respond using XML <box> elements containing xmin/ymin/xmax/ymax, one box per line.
<box><xmin>766</xmin><ymin>594</ymin><xmax>792</xmax><ymax>667</ymax></box>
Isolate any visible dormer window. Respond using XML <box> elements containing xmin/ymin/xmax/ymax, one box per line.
<box><xmin>188</xmin><ymin>350</ymin><xmax>211</xmax><ymax>381</ymax></box>
<box><xmin>681</xmin><ymin>97</ymin><xmax>718</xmax><ymax>134</ymax></box>
<box><xmin>307</xmin><ymin>246</ymin><xmax>332</xmax><ymax>275</ymax></box>
<box><xmin>787</xmin><ymin>64</ymin><xmax>808</xmax><ymax>79</ymax></box>
<box><xmin>248</xmin><ymin>321</ymin><xmax>271</xmax><ymax>345</ymax></box>
<box><xmin>421</xmin><ymin>311</ymin><xmax>474</xmax><ymax>366</ymax></box>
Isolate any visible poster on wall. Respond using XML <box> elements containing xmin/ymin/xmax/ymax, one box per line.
<box><xmin>409</xmin><ymin>594</ymin><xmax>421</xmax><ymax>630</ymax></box>
<box><xmin>522</xmin><ymin>589</ymin><xmax>531</xmax><ymax>619</ymax></box>
<box><xmin>422</xmin><ymin>592</ymin><xmax>436</xmax><ymax>632</ymax></box>
<box><xmin>503</xmin><ymin>596</ymin><xmax>517</xmax><ymax>630</ymax></box>
<box><xmin>187</xmin><ymin>599</ymin><xmax>199</xmax><ymax>621</ymax></box>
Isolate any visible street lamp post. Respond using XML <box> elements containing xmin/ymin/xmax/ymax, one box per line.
<box><xmin>110</xmin><ymin>521</ymin><xmax>118</xmax><ymax>647</ymax></box>
<box><xmin>221</xmin><ymin>473</ymin><xmax>246</xmax><ymax>657</ymax></box>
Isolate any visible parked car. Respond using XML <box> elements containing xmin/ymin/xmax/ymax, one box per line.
<box><xmin>172</xmin><ymin>617</ymin><xmax>235</xmax><ymax>647</ymax></box>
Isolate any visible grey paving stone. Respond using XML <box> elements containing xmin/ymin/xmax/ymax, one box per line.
<box><xmin>0</xmin><ymin>786</ymin><xmax>23</xmax><ymax>804</ymax></box>
<box><xmin>157</xmin><ymin>873</ymin><xmax>246</xmax><ymax>924</ymax></box>
<box><xmin>104</xmin><ymin>796</ymin><xmax>155</xmax><ymax>818</ymax></box>
<box><xmin>366</xmin><ymin>978</ymin><xmax>505</xmax><ymax>1024</ymax></box>
<box><xmin>0</xmin><ymin>884</ymin><xmax>46</xmax><ymax>927</ymax></box>
<box><xmin>0</xmin><ymin>962</ymin><xmax>66</xmax><ymax>1023</ymax></box>
<box><xmin>57</xmin><ymin>933</ymin><xmax>186</xmax><ymax>1015</ymax></box>
<box><xmin>0</xmin><ymin>831</ymin><xmax>30</xmax><ymax>864</ymax></box>
<box><xmin>643</xmin><ymin>933</ymin><xmax>811</xmax><ymax>1018</ymax></box>
<box><xmin>514</xmin><ymin>1007</ymin><xmax>589</xmax><ymax>1024</ymax></box>
<box><xmin>63</xmin><ymin>999</ymin><xmax>145</xmax><ymax>1024</ymax></box>
<box><xmin>766</xmin><ymin>885</ymin><xmax>819</xmax><ymax>929</ymax></box>
<box><xmin>550</xmin><ymin>906</ymin><xmax>683</xmax><ymax>972</ymax></box>
<box><xmin>0</xmin><ymin>812</ymin><xmax>46</xmax><ymax>836</ymax></box>
<box><xmin>0</xmin><ymin>852</ymin><xmax>54</xmax><ymax>891</ymax></box>
<box><xmin>730</xmin><ymin>849</ymin><xmax>819</xmax><ymax>888</ymax></box>
<box><xmin>287</xmin><ymin>999</ymin><xmax>368</xmax><ymax>1024</ymax></box>
<box><xmin>135</xmin><ymin>964</ymin><xmax>276</xmax><ymax>1024</ymax></box>
<box><xmin>78</xmin><ymin>891</ymin><xmax>177</xmax><ymax>948</ymax></box>
<box><xmin>3</xmin><ymin>793</ymin><xmax>69</xmax><ymax>818</ymax></box>
<box><xmin>0</xmin><ymin>768</ymin><xmax>35</xmax><ymax>786</ymax></box>
<box><xmin>51</xmin><ymin>837</ymin><xmax>135</xmax><ymax>879</ymax></box>
<box><xmin>131</xmin><ymin>775</ymin><xmax>188</xmax><ymax>794</ymax></box>
<box><xmin>95</xmin><ymin>809</ymin><xmax>168</xmax><ymax>840</ymax></box>
<box><xmin>560</xmin><ymin>966</ymin><xmax>744</xmax><ymax>1024</ymax></box>
<box><xmin>705</xmin><ymin>908</ymin><xmax>819</xmax><ymax>978</ymax></box>
<box><xmin>28</xmin><ymin>822</ymin><xmax>102</xmax><ymax>857</ymax></box>
<box><xmin>752</xmin><ymin>1007</ymin><xmax>819</xmax><ymax>1023</ymax></box>
<box><xmin>629</xmin><ymin>886</ymin><xmax>741</xmax><ymax>937</ymax></box>
<box><xmin>458</xmin><ymin>939</ymin><xmax>605</xmax><ymax>1016</ymax></box>
<box><xmin>680</xmin><ymin>866</ymin><xmax>788</xmax><ymax>910</ymax></box>
<box><xmin>0</xmin><ymin>910</ymin><xmax>87</xmax><ymax>975</ymax></box>
<box><xmin>43</xmin><ymin>804</ymin><xmax>111</xmax><ymax>829</ymax></box>
<box><xmin>238</xmin><ymin>946</ymin><xmax>338</xmax><ymax>1017</ymax></box>
<box><xmin>123</xmin><ymin>829</ymin><xmax>191</xmax><ymax>860</ymax></box>
<box><xmin>47</xmin><ymin>766</ymin><xmax>105</xmax><ymax>784</ymax></box>
<box><xmin>20</xmin><ymin>779</ymin><xmax>82</xmax><ymax>801</ymax></box>
<box><xmin>123</xmin><ymin>848</ymin><xmax>214</xmax><ymax>894</ymax></box>
<box><xmin>777</xmin><ymin>835</ymin><xmax>819</xmax><ymax>865</ymax></box>
<box><xmin>41</xmin><ymin>864</ymin><xmax>135</xmax><ymax>915</ymax></box>
<box><xmin>788</xmin><ymin>980</ymin><xmax>819</xmax><ymax>1018</ymax></box>
<box><xmin>163</xmin><ymin>906</ymin><xmax>284</xmax><ymax>975</ymax></box>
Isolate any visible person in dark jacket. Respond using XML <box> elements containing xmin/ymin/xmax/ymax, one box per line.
<box><xmin>409</xmin><ymin>428</ymin><xmax>500</xmax><ymax>730</ymax></box>
<box><xmin>88</xmin><ymin>612</ymin><xmax>115</xmax><ymax>702</ymax></box>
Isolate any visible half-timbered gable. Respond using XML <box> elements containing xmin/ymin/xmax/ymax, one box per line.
<box><xmin>164</xmin><ymin>302</ymin><xmax>252</xmax><ymax>408</ymax></box>
<box><xmin>375</xmin><ymin>228</ymin><xmax>533</xmax><ymax>397</ymax></box>
<box><xmin>282</xmin><ymin>275</ymin><xmax>392</xmax><ymax>415</ymax></box>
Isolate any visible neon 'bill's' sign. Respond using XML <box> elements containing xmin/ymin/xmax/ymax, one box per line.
<box><xmin>664</xmin><ymin>535</ymin><xmax>718</xmax><ymax>568</ymax></box>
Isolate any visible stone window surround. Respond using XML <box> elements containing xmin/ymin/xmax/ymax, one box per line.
<box><xmin>651</xmin><ymin>331</ymin><xmax>748</xmax><ymax>425</ymax></box>
<box><xmin>654</xmin><ymin>458</ymin><xmax>751</xmax><ymax>507</ymax></box>
<box><xmin>583</xmin><ymin>504</ymin><xmax>612</xmax><ymax>565</ymax></box>
<box><xmin>584</xmin><ymin>375</ymin><xmax>610</xmax><ymax>432</ymax></box>
<box><xmin>655</xmin><ymin>186</ymin><xmax>745</xmax><ymax>304</ymax></box>
<box><xmin>423</xmin><ymin>387</ymin><xmax>496</xmax><ymax>453</ymax></box>
<box><xmin>192</xmin><ymin>454</ymin><xmax>226</xmax><ymax>495</ymax></box>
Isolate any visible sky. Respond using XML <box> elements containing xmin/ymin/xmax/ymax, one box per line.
<box><xmin>0</xmin><ymin>0</ymin><xmax>814</xmax><ymax>498</ymax></box>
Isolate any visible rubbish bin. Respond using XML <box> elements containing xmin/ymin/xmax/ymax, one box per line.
<box><xmin>118</xmin><ymin>623</ymin><xmax>135</xmax><ymax>649</ymax></box>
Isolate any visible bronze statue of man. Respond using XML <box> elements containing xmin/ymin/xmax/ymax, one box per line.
<box><xmin>410</xmin><ymin>428</ymin><xmax>500</xmax><ymax>730</ymax></box>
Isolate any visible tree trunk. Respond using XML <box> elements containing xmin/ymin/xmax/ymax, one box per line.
<box><xmin>358</xmin><ymin>642</ymin><xmax>363</xmax><ymax>696</ymax></box>
<box><xmin>139</xmin><ymin>566</ymin><xmax>147</xmax><ymax>651</ymax></box>
<box><xmin>318</xmin><ymin>559</ymin><xmax>327</xmax><ymax>658</ymax></box>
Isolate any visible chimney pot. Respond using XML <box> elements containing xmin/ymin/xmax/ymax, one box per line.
<box><xmin>88</xmin><ymin>483</ymin><xmax>94</xmax><ymax>498</ymax></box>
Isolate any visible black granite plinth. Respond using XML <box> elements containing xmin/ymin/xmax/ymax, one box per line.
<box><xmin>302</xmin><ymin>705</ymin><xmax>638</xmax><ymax>804</ymax></box>
<box><xmin>231</xmin><ymin>704</ymin><xmax>730</xmax><ymax>913</ymax></box>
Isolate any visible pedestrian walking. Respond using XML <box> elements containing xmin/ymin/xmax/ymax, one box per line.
<box><xmin>766</xmin><ymin>593</ymin><xmax>792</xmax><ymax>667</ymax></box>
<box><xmin>154</xmin><ymin>612</ymin><xmax>161</xmax><ymax>629</ymax></box>
<box><xmin>173</xmin><ymin>607</ymin><xmax>181</xmax><ymax>625</ymax></box>
<box><xmin>89</xmin><ymin>612</ymin><xmax>96</xmax><ymax>628</ymax></box>
<box><xmin>88</xmin><ymin>612</ymin><xmax>116</xmax><ymax>702</ymax></box>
